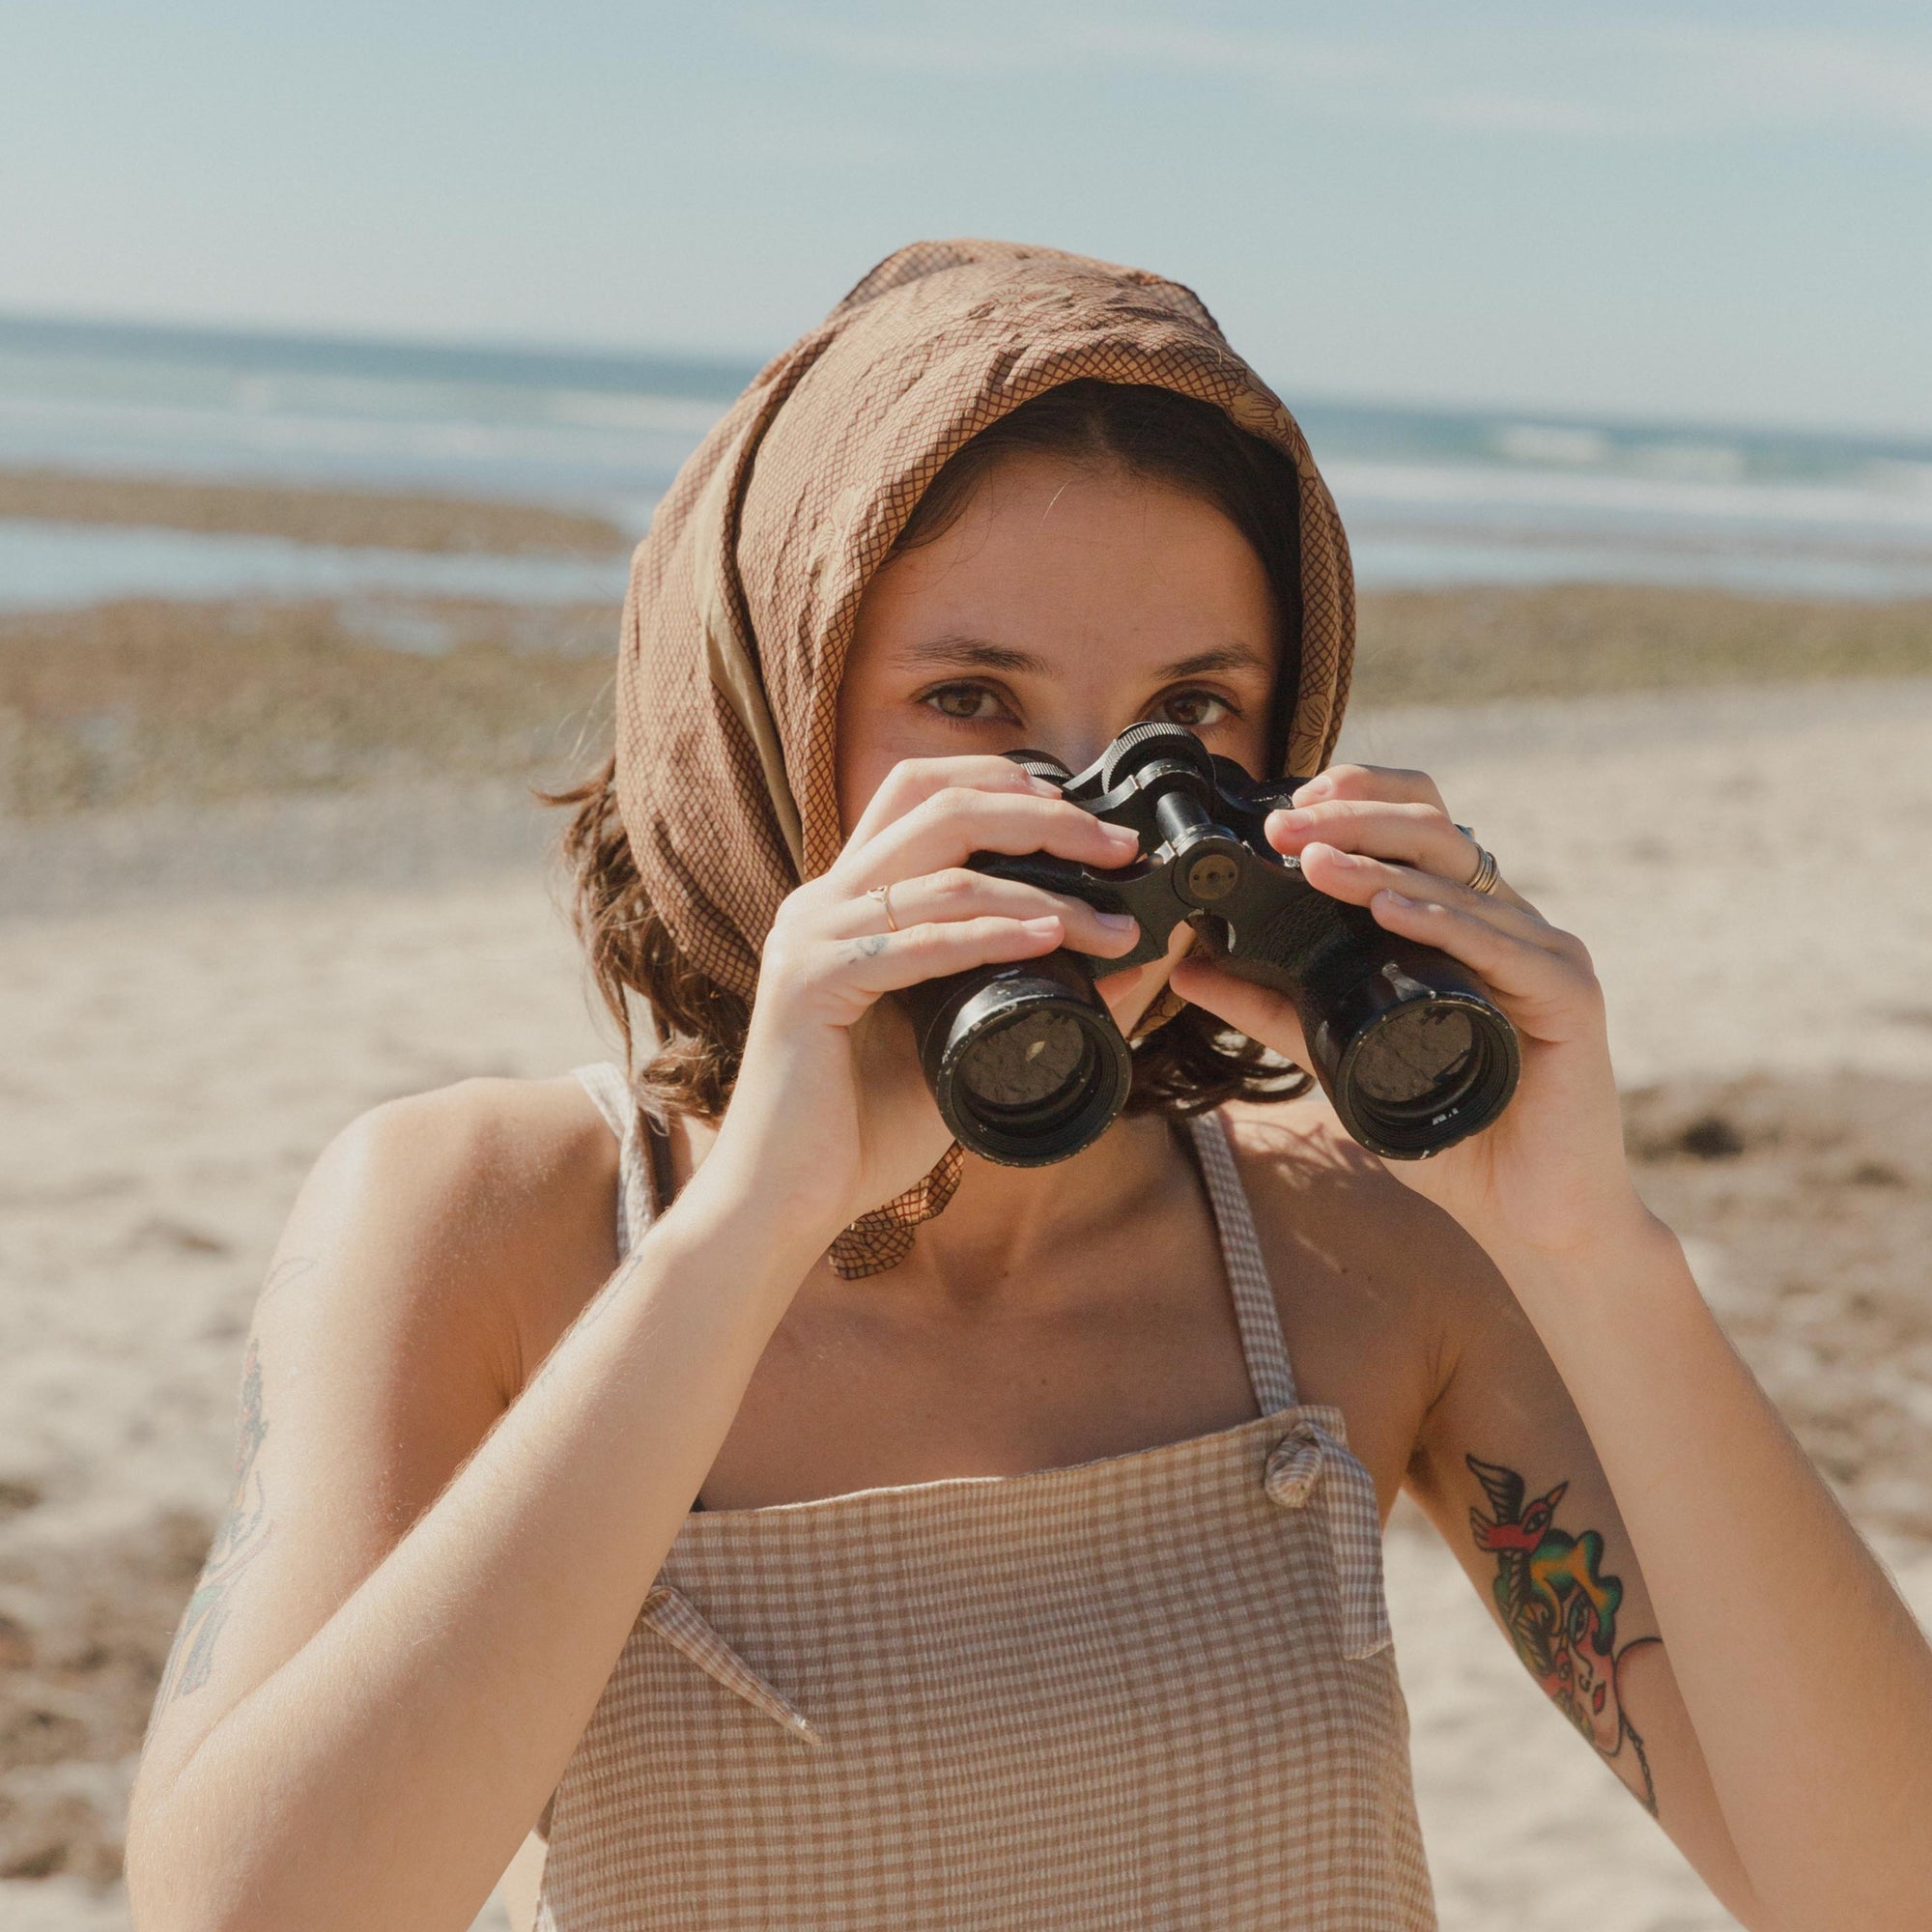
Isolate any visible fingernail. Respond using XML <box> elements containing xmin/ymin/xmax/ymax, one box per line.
<box><xmin>1378</xmin><ymin>889</ymin><xmax>1414</xmax><ymax>907</ymax></box>
<box><xmin>1026</xmin><ymin>775</ymin><xmax>1063</xmax><ymax>794</ymax></box>
<box><xmin>1101</xmin><ymin>822</ymin><xmax>1141</xmax><ymax>846</ymax></box>
<box><xmin>1271</xmin><ymin>808</ymin><xmax>1312</xmax><ymax>831</ymax></box>
<box><xmin>1293</xmin><ymin>776</ymin><xmax>1331</xmax><ymax>803</ymax></box>
<box><xmin>1021</xmin><ymin>916</ymin><xmax>1062</xmax><ymax>937</ymax></box>
<box><xmin>1094</xmin><ymin>910</ymin><xmax>1137</xmax><ymax>932</ymax></box>
<box><xmin>1319</xmin><ymin>845</ymin><xmax>1358</xmax><ymax>868</ymax></box>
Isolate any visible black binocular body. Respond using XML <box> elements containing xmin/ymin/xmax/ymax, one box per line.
<box><xmin>899</xmin><ymin>723</ymin><xmax>1520</xmax><ymax>1167</ymax></box>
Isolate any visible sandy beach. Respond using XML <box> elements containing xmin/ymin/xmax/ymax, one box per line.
<box><xmin>3</xmin><ymin>596</ymin><xmax>1930</xmax><ymax>1928</ymax></box>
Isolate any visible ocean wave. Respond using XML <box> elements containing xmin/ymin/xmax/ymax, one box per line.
<box><xmin>1325</xmin><ymin>459</ymin><xmax>1932</xmax><ymax>536</ymax></box>
<box><xmin>7</xmin><ymin>316</ymin><xmax>1931</xmax><ymax>599</ymax></box>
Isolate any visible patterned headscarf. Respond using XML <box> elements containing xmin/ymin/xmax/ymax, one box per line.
<box><xmin>614</xmin><ymin>238</ymin><xmax>1355</xmax><ymax>1273</ymax></box>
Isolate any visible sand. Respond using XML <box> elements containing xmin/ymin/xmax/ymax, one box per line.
<box><xmin>3</xmin><ymin>668</ymin><xmax>1931</xmax><ymax>1930</ymax></box>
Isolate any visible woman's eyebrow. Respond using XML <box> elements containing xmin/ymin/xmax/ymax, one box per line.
<box><xmin>895</xmin><ymin>635</ymin><xmax>1046</xmax><ymax>674</ymax></box>
<box><xmin>1158</xmin><ymin>643</ymin><xmax>1271</xmax><ymax>679</ymax></box>
<box><xmin>896</xmin><ymin>637</ymin><xmax>1270</xmax><ymax>679</ymax></box>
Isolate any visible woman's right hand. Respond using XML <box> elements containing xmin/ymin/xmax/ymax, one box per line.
<box><xmin>697</xmin><ymin>755</ymin><xmax>1143</xmax><ymax>1252</ymax></box>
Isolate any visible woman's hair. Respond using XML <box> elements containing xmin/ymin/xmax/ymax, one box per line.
<box><xmin>552</xmin><ymin>379</ymin><xmax>1313</xmax><ymax>1124</ymax></box>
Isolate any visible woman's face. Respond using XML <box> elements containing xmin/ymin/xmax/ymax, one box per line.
<box><xmin>840</xmin><ymin>451</ymin><xmax>1276</xmax><ymax>803</ymax></box>
<box><xmin>838</xmin><ymin>449</ymin><xmax>1279</xmax><ymax>1025</ymax></box>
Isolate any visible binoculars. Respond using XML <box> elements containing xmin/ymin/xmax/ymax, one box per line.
<box><xmin>900</xmin><ymin>723</ymin><xmax>1520</xmax><ymax>1166</ymax></box>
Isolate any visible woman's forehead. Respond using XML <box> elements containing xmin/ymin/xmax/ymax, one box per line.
<box><xmin>854</xmin><ymin>458</ymin><xmax>1278</xmax><ymax>676</ymax></box>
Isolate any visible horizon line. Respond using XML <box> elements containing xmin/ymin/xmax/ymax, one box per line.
<box><xmin>2</xmin><ymin>305</ymin><xmax>1928</xmax><ymax>455</ymax></box>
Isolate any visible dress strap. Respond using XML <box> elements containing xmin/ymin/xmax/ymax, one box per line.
<box><xmin>573</xmin><ymin>1062</ymin><xmax>657</xmax><ymax>1261</ymax></box>
<box><xmin>1184</xmin><ymin>1111</ymin><xmax>1299</xmax><ymax>1414</ymax></box>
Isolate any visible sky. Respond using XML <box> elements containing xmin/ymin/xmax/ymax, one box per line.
<box><xmin>3</xmin><ymin>2</ymin><xmax>1929</xmax><ymax>435</ymax></box>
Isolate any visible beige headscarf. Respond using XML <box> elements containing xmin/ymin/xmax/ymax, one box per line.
<box><xmin>615</xmin><ymin>238</ymin><xmax>1356</xmax><ymax>1273</ymax></box>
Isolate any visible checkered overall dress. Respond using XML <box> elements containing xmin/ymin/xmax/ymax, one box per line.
<box><xmin>536</xmin><ymin>1065</ymin><xmax>1435</xmax><ymax>1930</ymax></box>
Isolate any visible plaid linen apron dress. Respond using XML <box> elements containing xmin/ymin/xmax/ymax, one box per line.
<box><xmin>536</xmin><ymin>1064</ymin><xmax>1436</xmax><ymax>1930</ymax></box>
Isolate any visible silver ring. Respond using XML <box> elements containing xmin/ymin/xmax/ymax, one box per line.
<box><xmin>1463</xmin><ymin>839</ymin><xmax>1501</xmax><ymax>895</ymax></box>
<box><xmin>867</xmin><ymin>883</ymin><xmax>899</xmax><ymax>932</ymax></box>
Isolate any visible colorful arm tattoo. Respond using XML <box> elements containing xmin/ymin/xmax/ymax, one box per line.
<box><xmin>1465</xmin><ymin>1453</ymin><xmax>1661</xmax><ymax>1815</ymax></box>
<box><xmin>156</xmin><ymin>1334</ymin><xmax>273</xmax><ymax>1708</ymax></box>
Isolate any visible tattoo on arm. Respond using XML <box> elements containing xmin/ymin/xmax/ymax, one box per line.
<box><xmin>525</xmin><ymin>1250</ymin><xmax>643</xmax><ymax>1399</ymax></box>
<box><xmin>156</xmin><ymin>1335</ymin><xmax>273</xmax><ymax>1708</ymax></box>
<box><xmin>1465</xmin><ymin>1453</ymin><xmax>1662</xmax><ymax>1816</ymax></box>
<box><xmin>255</xmin><ymin>1252</ymin><xmax>316</xmax><ymax>1309</ymax></box>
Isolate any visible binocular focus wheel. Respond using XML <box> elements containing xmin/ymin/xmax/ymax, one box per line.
<box><xmin>1099</xmin><ymin>720</ymin><xmax>1213</xmax><ymax>793</ymax></box>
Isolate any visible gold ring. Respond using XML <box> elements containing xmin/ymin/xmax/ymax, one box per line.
<box><xmin>868</xmin><ymin>883</ymin><xmax>899</xmax><ymax>932</ymax></box>
<box><xmin>1464</xmin><ymin>842</ymin><xmax>1501</xmax><ymax>895</ymax></box>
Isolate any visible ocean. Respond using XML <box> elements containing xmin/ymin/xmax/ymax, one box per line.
<box><xmin>4</xmin><ymin>313</ymin><xmax>1931</xmax><ymax>611</ymax></box>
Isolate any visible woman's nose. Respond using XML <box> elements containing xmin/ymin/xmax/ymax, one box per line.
<box><xmin>1038</xmin><ymin>724</ymin><xmax>1122</xmax><ymax>781</ymax></box>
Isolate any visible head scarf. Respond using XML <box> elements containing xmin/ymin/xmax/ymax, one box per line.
<box><xmin>615</xmin><ymin>238</ymin><xmax>1355</xmax><ymax>1274</ymax></box>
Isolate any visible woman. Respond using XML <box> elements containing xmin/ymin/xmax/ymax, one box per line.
<box><xmin>127</xmin><ymin>242</ymin><xmax>1931</xmax><ymax>1931</ymax></box>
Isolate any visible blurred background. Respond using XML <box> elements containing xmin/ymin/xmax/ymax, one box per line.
<box><xmin>2</xmin><ymin>6</ymin><xmax>1928</xmax><ymax>1928</ymax></box>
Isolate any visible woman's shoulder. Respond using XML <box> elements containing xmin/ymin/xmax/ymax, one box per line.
<box><xmin>1219</xmin><ymin>1094</ymin><xmax>1505</xmax><ymax>1301</ymax></box>
<box><xmin>1216</xmin><ymin>1095</ymin><xmax>1515</xmax><ymax>1435</ymax></box>
<box><xmin>334</xmin><ymin>1068</ymin><xmax>619</xmax><ymax>1177</ymax></box>
<box><xmin>295</xmin><ymin>1072</ymin><xmax>624</xmax><ymax>1398</ymax></box>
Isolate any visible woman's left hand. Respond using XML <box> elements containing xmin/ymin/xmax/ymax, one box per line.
<box><xmin>1168</xmin><ymin>761</ymin><xmax>1647</xmax><ymax>1257</ymax></box>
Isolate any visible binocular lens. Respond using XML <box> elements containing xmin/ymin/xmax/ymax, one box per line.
<box><xmin>1337</xmin><ymin>996</ymin><xmax>1516</xmax><ymax>1154</ymax></box>
<box><xmin>1351</xmin><ymin>1005</ymin><xmax>1477</xmax><ymax>1111</ymax></box>
<box><xmin>950</xmin><ymin>996</ymin><xmax>1125</xmax><ymax>1159</ymax></box>
<box><xmin>905</xmin><ymin>954</ymin><xmax>1137</xmax><ymax>1168</ymax></box>
<box><xmin>957</xmin><ymin>1006</ymin><xmax>1095</xmax><ymax>1116</ymax></box>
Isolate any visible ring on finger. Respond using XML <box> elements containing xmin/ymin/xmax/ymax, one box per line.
<box><xmin>867</xmin><ymin>882</ymin><xmax>900</xmax><ymax>932</ymax></box>
<box><xmin>1453</xmin><ymin>825</ymin><xmax>1502</xmax><ymax>896</ymax></box>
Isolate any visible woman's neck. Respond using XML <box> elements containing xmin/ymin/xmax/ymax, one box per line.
<box><xmin>671</xmin><ymin>1102</ymin><xmax>1191</xmax><ymax>1307</ymax></box>
<box><xmin>866</xmin><ymin>1114</ymin><xmax>1188</xmax><ymax>1308</ymax></box>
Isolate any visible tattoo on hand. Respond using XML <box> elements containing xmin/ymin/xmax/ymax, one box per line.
<box><xmin>1466</xmin><ymin>1454</ymin><xmax>1661</xmax><ymax>1815</ymax></box>
<box><xmin>156</xmin><ymin>1335</ymin><xmax>272</xmax><ymax>1707</ymax></box>
<box><xmin>847</xmin><ymin>932</ymin><xmax>892</xmax><ymax>961</ymax></box>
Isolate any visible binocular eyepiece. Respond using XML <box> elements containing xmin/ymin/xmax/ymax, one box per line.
<box><xmin>899</xmin><ymin>724</ymin><xmax>1520</xmax><ymax>1166</ymax></box>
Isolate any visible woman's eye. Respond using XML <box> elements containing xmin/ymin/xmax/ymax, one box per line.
<box><xmin>924</xmin><ymin>684</ymin><xmax>1007</xmax><ymax>723</ymax></box>
<box><xmin>1155</xmin><ymin>689</ymin><xmax>1232</xmax><ymax>729</ymax></box>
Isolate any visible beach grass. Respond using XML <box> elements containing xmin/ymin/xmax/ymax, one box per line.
<box><xmin>2</xmin><ymin>585</ymin><xmax>1929</xmax><ymax>817</ymax></box>
<box><xmin>1352</xmin><ymin>582</ymin><xmax>1932</xmax><ymax>706</ymax></box>
<box><xmin>0</xmin><ymin>599</ymin><xmax>615</xmax><ymax>816</ymax></box>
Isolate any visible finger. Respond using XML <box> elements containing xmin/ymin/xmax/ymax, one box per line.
<box><xmin>1290</xmin><ymin>762</ymin><xmax>1446</xmax><ymax>813</ymax></box>
<box><xmin>835</xmin><ymin>867</ymin><xmax>1141</xmax><ymax>960</ymax></box>
<box><xmin>845</xmin><ymin>787</ymin><xmax>1139</xmax><ymax>888</ymax></box>
<box><xmin>1365</xmin><ymin>888</ymin><xmax>1600</xmax><ymax>1019</ymax></box>
<box><xmin>846</xmin><ymin>755</ymin><xmax>1059</xmax><ymax>847</ymax></box>
<box><xmin>1292</xmin><ymin>845</ymin><xmax>1591</xmax><ymax>1009</ymax></box>
<box><xmin>826</xmin><ymin>914</ymin><xmax>1070</xmax><ymax>1003</ymax></box>
<box><xmin>1298</xmin><ymin>841</ymin><xmax>1544</xmax><ymax>932</ymax></box>
<box><xmin>1265</xmin><ymin>798</ymin><xmax>1481</xmax><ymax>886</ymax></box>
<box><xmin>1093</xmin><ymin>917</ymin><xmax>1196</xmax><ymax>1031</ymax></box>
<box><xmin>1169</xmin><ymin>953</ymin><xmax>1311</xmax><ymax>1067</ymax></box>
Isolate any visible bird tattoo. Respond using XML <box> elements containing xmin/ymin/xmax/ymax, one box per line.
<box><xmin>1466</xmin><ymin>1454</ymin><xmax>1659</xmax><ymax>1815</ymax></box>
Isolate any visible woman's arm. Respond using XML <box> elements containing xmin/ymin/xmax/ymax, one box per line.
<box><xmin>1426</xmin><ymin>1186</ymin><xmax>1929</xmax><ymax>1929</ymax></box>
<box><xmin>1175</xmin><ymin>763</ymin><xmax>1932</xmax><ymax>1932</ymax></box>
<box><xmin>1393</xmin><ymin>1177</ymin><xmax>1822</xmax><ymax>1924</ymax></box>
<box><xmin>126</xmin><ymin>1082</ymin><xmax>830</xmax><ymax>1932</ymax></box>
<box><xmin>127</xmin><ymin>755</ymin><xmax>1138</xmax><ymax>1932</ymax></box>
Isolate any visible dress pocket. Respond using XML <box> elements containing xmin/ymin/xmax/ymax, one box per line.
<box><xmin>639</xmin><ymin>1585</ymin><xmax>824</xmax><ymax>1746</ymax></box>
